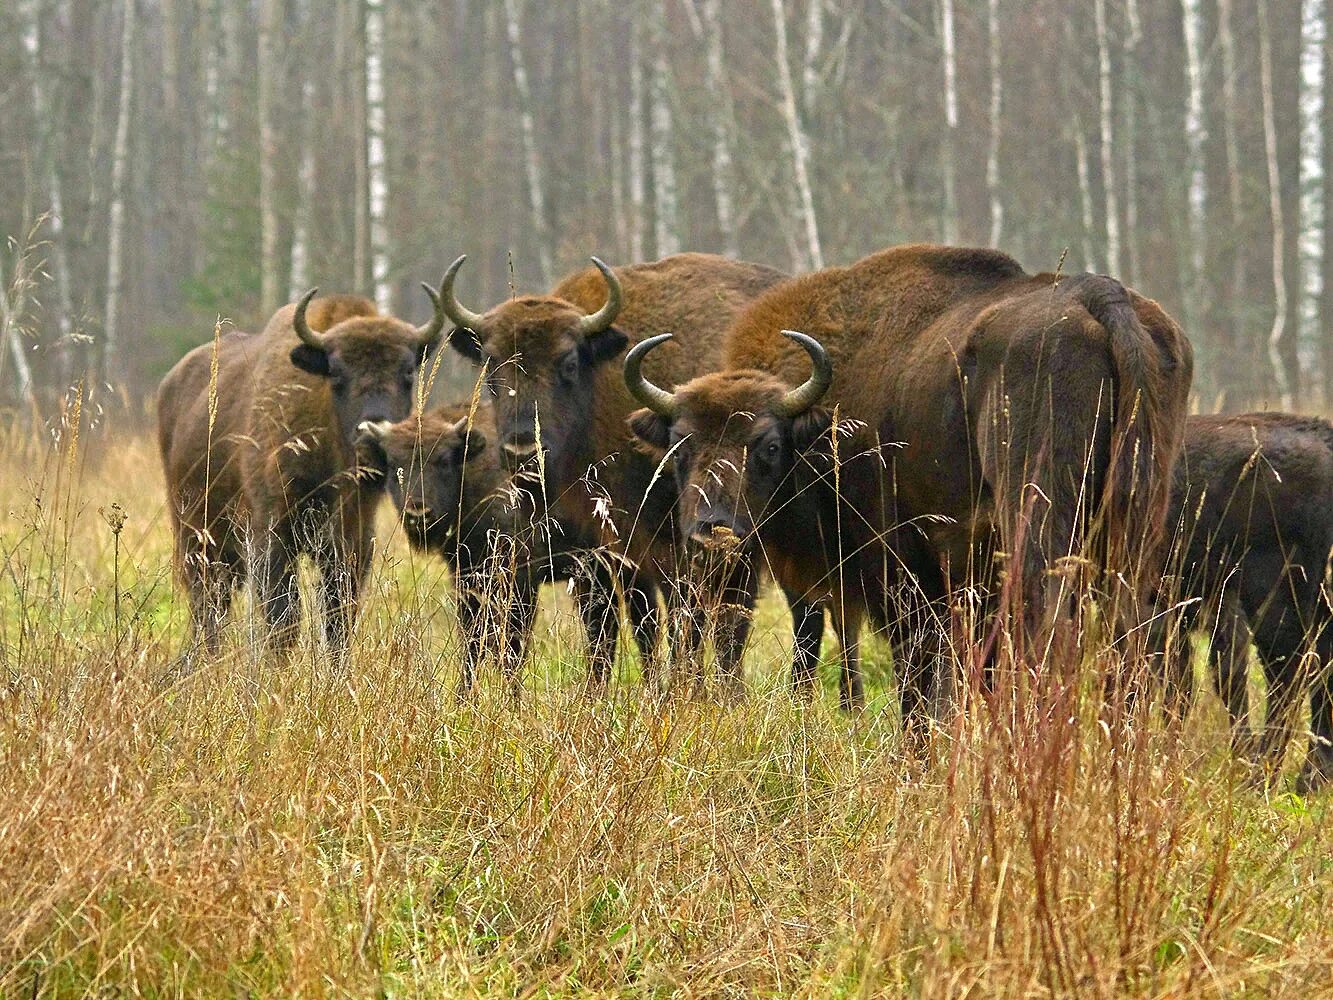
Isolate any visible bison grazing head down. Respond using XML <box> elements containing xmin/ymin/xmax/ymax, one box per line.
<box><xmin>288</xmin><ymin>281</ymin><xmax>448</xmax><ymax>448</ymax></box>
<box><xmin>625</xmin><ymin>331</ymin><xmax>834</xmax><ymax>553</ymax></box>
<box><xmin>355</xmin><ymin>410</ymin><xmax>489</xmax><ymax>550</ymax></box>
<box><xmin>439</xmin><ymin>255</ymin><xmax>627</xmax><ymax>476</ymax></box>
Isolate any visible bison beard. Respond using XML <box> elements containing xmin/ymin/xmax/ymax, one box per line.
<box><xmin>355</xmin><ymin>404</ymin><xmax>661</xmax><ymax>697</ymax></box>
<box><xmin>158</xmin><ymin>282</ymin><xmax>447</xmax><ymax>664</ymax></box>
<box><xmin>627</xmin><ymin>243</ymin><xmax>1193</xmax><ymax>723</ymax></box>
<box><xmin>1155</xmin><ymin>413</ymin><xmax>1333</xmax><ymax>793</ymax></box>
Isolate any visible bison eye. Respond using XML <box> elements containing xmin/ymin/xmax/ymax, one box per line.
<box><xmin>559</xmin><ymin>353</ymin><xmax>580</xmax><ymax>383</ymax></box>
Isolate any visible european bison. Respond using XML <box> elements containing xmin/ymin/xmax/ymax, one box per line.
<box><xmin>625</xmin><ymin>245</ymin><xmax>1192</xmax><ymax>716</ymax></box>
<box><xmin>158</xmin><ymin>283</ymin><xmax>446</xmax><ymax>660</ymax></box>
<box><xmin>1159</xmin><ymin>413</ymin><xmax>1333</xmax><ymax>792</ymax></box>
<box><xmin>356</xmin><ymin>404</ymin><xmax>659</xmax><ymax>695</ymax></box>
<box><xmin>439</xmin><ymin>252</ymin><xmax>790</xmax><ymax>689</ymax></box>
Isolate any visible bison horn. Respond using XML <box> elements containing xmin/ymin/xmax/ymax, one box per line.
<box><xmin>414</xmin><ymin>277</ymin><xmax>448</xmax><ymax>347</ymax></box>
<box><xmin>439</xmin><ymin>254</ymin><xmax>487</xmax><ymax>332</ymax></box>
<box><xmin>356</xmin><ymin>420</ymin><xmax>394</xmax><ymax>443</ymax></box>
<box><xmin>575</xmin><ymin>257</ymin><xmax>624</xmax><ymax>336</ymax></box>
<box><xmin>622</xmin><ymin>333</ymin><xmax>677</xmax><ymax>417</ymax></box>
<box><xmin>293</xmin><ymin>287</ymin><xmax>329</xmax><ymax>351</ymax></box>
<box><xmin>775</xmin><ymin>330</ymin><xmax>833</xmax><ymax>417</ymax></box>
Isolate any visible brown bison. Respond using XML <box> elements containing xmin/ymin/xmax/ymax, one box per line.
<box><xmin>625</xmin><ymin>245</ymin><xmax>1193</xmax><ymax>716</ymax></box>
<box><xmin>158</xmin><ymin>284</ymin><xmax>446</xmax><ymax>660</ymax></box>
<box><xmin>439</xmin><ymin>252</ymin><xmax>789</xmax><ymax>689</ymax></box>
<box><xmin>356</xmin><ymin>404</ymin><xmax>659</xmax><ymax>695</ymax></box>
<box><xmin>1158</xmin><ymin>413</ymin><xmax>1333</xmax><ymax>792</ymax></box>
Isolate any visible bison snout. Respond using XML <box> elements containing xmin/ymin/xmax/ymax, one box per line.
<box><xmin>688</xmin><ymin>515</ymin><xmax>752</xmax><ymax>554</ymax></box>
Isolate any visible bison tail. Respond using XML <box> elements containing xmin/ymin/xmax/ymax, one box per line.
<box><xmin>1074</xmin><ymin>274</ymin><xmax>1174</xmax><ymax>596</ymax></box>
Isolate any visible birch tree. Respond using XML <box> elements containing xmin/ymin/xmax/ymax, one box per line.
<box><xmin>1218</xmin><ymin>0</ymin><xmax>1245</xmax><ymax>391</ymax></box>
<box><xmin>772</xmin><ymin>0</ymin><xmax>823</xmax><ymax>268</ymax></box>
<box><xmin>647</xmin><ymin>5</ymin><xmax>681</xmax><ymax>258</ymax></box>
<box><xmin>289</xmin><ymin>76</ymin><xmax>317</xmax><ymax>300</ymax></box>
<box><xmin>1121</xmin><ymin>0</ymin><xmax>1142</xmax><ymax>282</ymax></box>
<box><xmin>700</xmin><ymin>0</ymin><xmax>739</xmax><ymax>256</ymax></box>
<box><xmin>986</xmin><ymin>0</ymin><xmax>1003</xmax><ymax>247</ymax></box>
<box><xmin>627</xmin><ymin>13</ymin><xmax>647</xmax><ymax>261</ymax></box>
<box><xmin>258</xmin><ymin>0</ymin><xmax>282</xmax><ymax>313</ymax></box>
<box><xmin>1182</xmin><ymin>0</ymin><xmax>1207</xmax><ymax>349</ymax></box>
<box><xmin>503</xmin><ymin>0</ymin><xmax>552</xmax><ymax>285</ymax></box>
<box><xmin>365</xmin><ymin>0</ymin><xmax>392</xmax><ymax>308</ymax></box>
<box><xmin>939</xmin><ymin>0</ymin><xmax>959</xmax><ymax>244</ymax></box>
<box><xmin>1298</xmin><ymin>0</ymin><xmax>1326</xmax><ymax>389</ymax></box>
<box><xmin>1074</xmin><ymin>115</ymin><xmax>1099</xmax><ymax>273</ymax></box>
<box><xmin>1094</xmin><ymin>0</ymin><xmax>1120</xmax><ymax>275</ymax></box>
<box><xmin>1260</xmin><ymin>0</ymin><xmax>1295</xmax><ymax>407</ymax></box>
<box><xmin>104</xmin><ymin>0</ymin><xmax>136</xmax><ymax>387</ymax></box>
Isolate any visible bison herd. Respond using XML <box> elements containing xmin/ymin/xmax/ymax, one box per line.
<box><xmin>157</xmin><ymin>244</ymin><xmax>1333</xmax><ymax>793</ymax></box>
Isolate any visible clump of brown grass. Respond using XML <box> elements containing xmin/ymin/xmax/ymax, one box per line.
<box><xmin>0</xmin><ymin>426</ymin><xmax>1330</xmax><ymax>998</ymax></box>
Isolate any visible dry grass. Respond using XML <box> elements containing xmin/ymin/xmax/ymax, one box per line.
<box><xmin>1</xmin><ymin>425</ymin><xmax>1332</xmax><ymax>999</ymax></box>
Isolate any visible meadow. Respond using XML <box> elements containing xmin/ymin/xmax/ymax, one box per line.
<box><xmin>2</xmin><ymin>421</ymin><xmax>1331</xmax><ymax>999</ymax></box>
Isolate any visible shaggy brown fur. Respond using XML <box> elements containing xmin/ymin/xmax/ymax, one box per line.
<box><xmin>358</xmin><ymin>404</ymin><xmax>659</xmax><ymax>694</ymax></box>
<box><xmin>630</xmin><ymin>244</ymin><xmax>1193</xmax><ymax>716</ymax></box>
<box><xmin>447</xmin><ymin>253</ymin><xmax>788</xmax><ymax>687</ymax></box>
<box><xmin>1159</xmin><ymin>413</ymin><xmax>1333</xmax><ymax>792</ymax></box>
<box><xmin>158</xmin><ymin>292</ymin><xmax>441</xmax><ymax>660</ymax></box>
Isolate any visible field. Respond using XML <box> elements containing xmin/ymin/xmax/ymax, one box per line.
<box><xmin>2</xmin><ymin>423</ymin><xmax>1332</xmax><ymax>999</ymax></box>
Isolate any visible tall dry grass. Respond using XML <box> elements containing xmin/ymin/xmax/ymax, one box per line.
<box><xmin>1</xmin><ymin>421</ymin><xmax>1331</xmax><ymax>999</ymax></box>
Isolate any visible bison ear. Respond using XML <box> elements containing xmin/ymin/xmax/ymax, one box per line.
<box><xmin>447</xmin><ymin>325</ymin><xmax>484</xmax><ymax>363</ymax></box>
<box><xmin>791</xmin><ymin>406</ymin><xmax>834</xmax><ymax>455</ymax></box>
<box><xmin>583</xmin><ymin>326</ymin><xmax>629</xmax><ymax>366</ymax></box>
<box><xmin>290</xmin><ymin>343</ymin><xmax>330</xmax><ymax>376</ymax></box>
<box><xmin>628</xmin><ymin>407</ymin><xmax>671</xmax><ymax>452</ymax></box>
<box><xmin>462</xmin><ymin>427</ymin><xmax>488</xmax><ymax>460</ymax></box>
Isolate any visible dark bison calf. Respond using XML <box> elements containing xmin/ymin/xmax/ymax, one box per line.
<box><xmin>1161</xmin><ymin>413</ymin><xmax>1333</xmax><ymax>792</ymax></box>
<box><xmin>158</xmin><ymin>284</ymin><xmax>446</xmax><ymax>660</ymax></box>
<box><xmin>356</xmin><ymin>405</ymin><xmax>658</xmax><ymax>695</ymax></box>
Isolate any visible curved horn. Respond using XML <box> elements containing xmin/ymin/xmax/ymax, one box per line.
<box><xmin>622</xmin><ymin>333</ymin><xmax>677</xmax><ymax>417</ymax></box>
<box><xmin>292</xmin><ymin>287</ymin><xmax>328</xmax><ymax>350</ymax></box>
<box><xmin>414</xmin><ymin>278</ymin><xmax>447</xmax><ymax>347</ymax></box>
<box><xmin>775</xmin><ymin>330</ymin><xmax>834</xmax><ymax>417</ymax></box>
<box><xmin>439</xmin><ymin>254</ymin><xmax>487</xmax><ymax>331</ymax></box>
<box><xmin>575</xmin><ymin>257</ymin><xmax>624</xmax><ymax>336</ymax></box>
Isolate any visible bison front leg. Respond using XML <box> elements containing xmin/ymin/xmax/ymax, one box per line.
<box><xmin>830</xmin><ymin>598</ymin><xmax>865</xmax><ymax>713</ymax></box>
<box><xmin>181</xmin><ymin>552</ymin><xmax>235</xmax><ymax>664</ymax></box>
<box><xmin>1207</xmin><ymin>590</ymin><xmax>1254</xmax><ymax>758</ymax></box>
<box><xmin>256</xmin><ymin>540</ymin><xmax>301</xmax><ymax>658</ymax></box>
<box><xmin>713</xmin><ymin>559</ymin><xmax>759</xmax><ymax>701</ymax></box>
<box><xmin>574</xmin><ymin>569</ymin><xmax>619</xmax><ymax>692</ymax></box>
<box><xmin>316</xmin><ymin>543</ymin><xmax>368</xmax><ymax>662</ymax></box>
<box><xmin>625</xmin><ymin>578</ymin><xmax>663</xmax><ymax>689</ymax></box>
<box><xmin>786</xmin><ymin>588</ymin><xmax>826</xmax><ymax>701</ymax></box>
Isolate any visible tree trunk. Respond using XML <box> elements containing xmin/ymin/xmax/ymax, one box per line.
<box><xmin>1074</xmin><ymin>114</ymin><xmax>1099</xmax><ymax>273</ymax></box>
<box><xmin>701</xmin><ymin>0</ymin><xmax>739</xmax><ymax>256</ymax></box>
<box><xmin>502</xmin><ymin>0</ymin><xmax>553</xmax><ymax>285</ymax></box>
<box><xmin>289</xmin><ymin>75</ymin><xmax>317</xmax><ymax>301</ymax></box>
<box><xmin>258</xmin><ymin>0</ymin><xmax>282</xmax><ymax>314</ymax></box>
<box><xmin>0</xmin><ymin>246</ymin><xmax>38</xmax><ymax>410</ymax></box>
<box><xmin>802</xmin><ymin>0</ymin><xmax>824</xmax><ymax>120</ymax></box>
<box><xmin>649</xmin><ymin>5</ymin><xmax>681</xmax><ymax>258</ymax></box>
<box><xmin>772</xmin><ymin>0</ymin><xmax>823</xmax><ymax>268</ymax></box>
<box><xmin>365</xmin><ymin>0</ymin><xmax>392</xmax><ymax>309</ymax></box>
<box><xmin>1121</xmin><ymin>0</ymin><xmax>1141</xmax><ymax>284</ymax></box>
<box><xmin>1260</xmin><ymin>0</ymin><xmax>1295</xmax><ymax>408</ymax></box>
<box><xmin>1094</xmin><ymin>0</ymin><xmax>1120</xmax><ymax>275</ymax></box>
<box><xmin>104</xmin><ymin>0</ymin><xmax>136</xmax><ymax>390</ymax></box>
<box><xmin>939</xmin><ymin>0</ymin><xmax>959</xmax><ymax>245</ymax></box>
<box><xmin>986</xmin><ymin>0</ymin><xmax>1003</xmax><ymax>247</ymax></box>
<box><xmin>1218</xmin><ymin>0</ymin><xmax>1247</xmax><ymax>405</ymax></box>
<box><xmin>627</xmin><ymin>11</ymin><xmax>647</xmax><ymax>261</ymax></box>
<box><xmin>1299</xmin><ymin>0</ymin><xmax>1326</xmax><ymax>397</ymax></box>
<box><xmin>351</xmin><ymin>0</ymin><xmax>369</xmax><ymax>296</ymax></box>
<box><xmin>1182</xmin><ymin>0</ymin><xmax>1208</xmax><ymax>386</ymax></box>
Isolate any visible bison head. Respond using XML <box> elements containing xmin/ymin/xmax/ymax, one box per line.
<box><xmin>624</xmin><ymin>331</ymin><xmax>834</xmax><ymax>554</ymax></box>
<box><xmin>355</xmin><ymin>409</ymin><xmax>488</xmax><ymax>550</ymax></box>
<box><xmin>289</xmin><ymin>281</ymin><xmax>448</xmax><ymax>449</ymax></box>
<box><xmin>438</xmin><ymin>255</ymin><xmax>627</xmax><ymax>478</ymax></box>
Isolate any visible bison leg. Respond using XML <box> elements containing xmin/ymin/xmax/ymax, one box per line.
<box><xmin>1255</xmin><ymin>649</ymin><xmax>1306</xmax><ymax>784</ymax></box>
<box><xmin>574</xmin><ymin>569</ymin><xmax>619</xmax><ymax>691</ymax></box>
<box><xmin>1208</xmin><ymin>589</ymin><xmax>1255</xmax><ymax>758</ymax></box>
<box><xmin>830</xmin><ymin>598</ymin><xmax>864</xmax><ymax>713</ymax></box>
<box><xmin>257</xmin><ymin>541</ymin><xmax>301</xmax><ymax>657</ymax></box>
<box><xmin>625</xmin><ymin>578</ymin><xmax>663</xmax><ymax>687</ymax></box>
<box><xmin>316</xmin><ymin>544</ymin><xmax>368</xmax><ymax>661</ymax></box>
<box><xmin>713</xmin><ymin>559</ymin><xmax>759</xmax><ymax>701</ymax></box>
<box><xmin>1297</xmin><ymin>647</ymin><xmax>1333</xmax><ymax>793</ymax></box>
<box><xmin>456</xmin><ymin>588</ymin><xmax>483</xmax><ymax>698</ymax></box>
<box><xmin>500</xmin><ymin>585</ymin><xmax>539</xmax><ymax>702</ymax></box>
<box><xmin>182</xmin><ymin>553</ymin><xmax>235</xmax><ymax>662</ymax></box>
<box><xmin>787</xmin><ymin>589</ymin><xmax>825</xmax><ymax>700</ymax></box>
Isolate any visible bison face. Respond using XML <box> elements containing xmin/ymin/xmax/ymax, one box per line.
<box><xmin>629</xmin><ymin>373</ymin><xmax>833</xmax><ymax>555</ymax></box>
<box><xmin>356</xmin><ymin>412</ymin><xmax>488</xmax><ymax>551</ymax></box>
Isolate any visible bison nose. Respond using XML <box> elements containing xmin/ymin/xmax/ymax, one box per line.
<box><xmin>401</xmin><ymin>503</ymin><xmax>431</xmax><ymax>524</ymax></box>
<box><xmin>689</xmin><ymin>514</ymin><xmax>750</xmax><ymax>551</ymax></box>
<box><xmin>500</xmin><ymin>432</ymin><xmax>540</xmax><ymax>472</ymax></box>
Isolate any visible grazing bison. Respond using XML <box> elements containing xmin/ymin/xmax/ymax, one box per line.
<box><xmin>1158</xmin><ymin>413</ymin><xmax>1333</xmax><ymax>792</ymax></box>
<box><xmin>439</xmin><ymin>252</ymin><xmax>790</xmax><ymax>689</ymax></box>
<box><xmin>356</xmin><ymin>404</ymin><xmax>659</xmax><ymax>694</ymax></box>
<box><xmin>625</xmin><ymin>244</ymin><xmax>1192</xmax><ymax>717</ymax></box>
<box><xmin>158</xmin><ymin>284</ymin><xmax>446</xmax><ymax>659</ymax></box>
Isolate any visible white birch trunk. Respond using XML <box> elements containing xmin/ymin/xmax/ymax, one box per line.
<box><xmin>701</xmin><ymin>0</ymin><xmax>739</xmax><ymax>256</ymax></box>
<box><xmin>365</xmin><ymin>0</ymin><xmax>392</xmax><ymax>309</ymax></box>
<box><xmin>258</xmin><ymin>0</ymin><xmax>282</xmax><ymax>313</ymax></box>
<box><xmin>1182</xmin><ymin>0</ymin><xmax>1208</xmax><ymax>336</ymax></box>
<box><xmin>940</xmin><ymin>0</ymin><xmax>959</xmax><ymax>245</ymax></box>
<box><xmin>1299</xmin><ymin>0</ymin><xmax>1326</xmax><ymax>385</ymax></box>
<box><xmin>104</xmin><ymin>0</ymin><xmax>136</xmax><ymax>387</ymax></box>
<box><xmin>289</xmin><ymin>76</ymin><xmax>317</xmax><ymax>300</ymax></box>
<box><xmin>1074</xmin><ymin>115</ymin><xmax>1099</xmax><ymax>273</ymax></box>
<box><xmin>1260</xmin><ymin>0</ymin><xmax>1295</xmax><ymax>408</ymax></box>
<box><xmin>772</xmin><ymin>0</ymin><xmax>823</xmax><ymax>268</ymax></box>
<box><xmin>986</xmin><ymin>0</ymin><xmax>1003</xmax><ymax>247</ymax></box>
<box><xmin>0</xmin><ymin>252</ymin><xmax>37</xmax><ymax>406</ymax></box>
<box><xmin>503</xmin><ymin>0</ymin><xmax>552</xmax><ymax>285</ymax></box>
<box><xmin>1122</xmin><ymin>0</ymin><xmax>1142</xmax><ymax>282</ymax></box>
<box><xmin>649</xmin><ymin>6</ymin><xmax>681</xmax><ymax>258</ymax></box>
<box><xmin>628</xmin><ymin>13</ymin><xmax>647</xmax><ymax>261</ymax></box>
<box><xmin>802</xmin><ymin>0</ymin><xmax>824</xmax><ymax>119</ymax></box>
<box><xmin>1218</xmin><ymin>0</ymin><xmax>1245</xmax><ymax>381</ymax></box>
<box><xmin>1094</xmin><ymin>0</ymin><xmax>1120</xmax><ymax>275</ymax></box>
